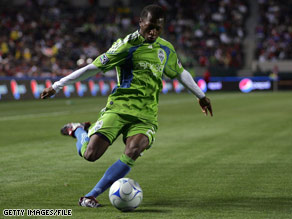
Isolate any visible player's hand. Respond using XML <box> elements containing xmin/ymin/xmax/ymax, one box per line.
<box><xmin>198</xmin><ymin>97</ymin><xmax>213</xmax><ymax>117</ymax></box>
<box><xmin>41</xmin><ymin>86</ymin><xmax>56</xmax><ymax>99</ymax></box>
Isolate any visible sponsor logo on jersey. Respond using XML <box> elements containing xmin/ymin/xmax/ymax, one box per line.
<box><xmin>137</xmin><ymin>61</ymin><xmax>164</xmax><ymax>77</ymax></box>
<box><xmin>158</xmin><ymin>49</ymin><xmax>165</xmax><ymax>64</ymax></box>
<box><xmin>99</xmin><ymin>54</ymin><xmax>109</xmax><ymax>65</ymax></box>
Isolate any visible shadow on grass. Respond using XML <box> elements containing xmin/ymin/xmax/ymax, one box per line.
<box><xmin>149</xmin><ymin>196</ymin><xmax>292</xmax><ymax>213</ymax></box>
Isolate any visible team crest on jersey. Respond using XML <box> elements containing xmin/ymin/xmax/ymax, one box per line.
<box><xmin>99</xmin><ymin>54</ymin><xmax>109</xmax><ymax>65</ymax></box>
<box><xmin>158</xmin><ymin>49</ymin><xmax>165</xmax><ymax>64</ymax></box>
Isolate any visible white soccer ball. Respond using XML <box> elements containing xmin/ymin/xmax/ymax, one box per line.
<box><xmin>109</xmin><ymin>178</ymin><xmax>143</xmax><ymax>211</ymax></box>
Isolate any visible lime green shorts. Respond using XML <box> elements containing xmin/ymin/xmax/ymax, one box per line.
<box><xmin>87</xmin><ymin>111</ymin><xmax>157</xmax><ymax>148</ymax></box>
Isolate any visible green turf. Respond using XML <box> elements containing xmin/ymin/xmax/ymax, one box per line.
<box><xmin>1</xmin><ymin>92</ymin><xmax>292</xmax><ymax>219</ymax></box>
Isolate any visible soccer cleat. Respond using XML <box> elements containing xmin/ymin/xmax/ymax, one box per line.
<box><xmin>60</xmin><ymin>122</ymin><xmax>91</xmax><ymax>138</ymax></box>
<box><xmin>79</xmin><ymin>196</ymin><xmax>101</xmax><ymax>208</ymax></box>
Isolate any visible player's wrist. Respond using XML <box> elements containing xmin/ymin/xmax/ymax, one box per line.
<box><xmin>52</xmin><ymin>83</ymin><xmax>61</xmax><ymax>93</ymax></box>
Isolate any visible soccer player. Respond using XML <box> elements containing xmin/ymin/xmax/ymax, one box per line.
<box><xmin>41</xmin><ymin>4</ymin><xmax>213</xmax><ymax>208</ymax></box>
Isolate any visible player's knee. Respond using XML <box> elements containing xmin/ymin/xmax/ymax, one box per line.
<box><xmin>125</xmin><ymin>146</ymin><xmax>143</xmax><ymax>160</ymax></box>
<box><xmin>83</xmin><ymin>150</ymin><xmax>100</xmax><ymax>162</ymax></box>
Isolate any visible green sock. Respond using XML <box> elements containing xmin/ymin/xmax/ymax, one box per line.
<box><xmin>120</xmin><ymin>154</ymin><xmax>135</xmax><ymax>167</ymax></box>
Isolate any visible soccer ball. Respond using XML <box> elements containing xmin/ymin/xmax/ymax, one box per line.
<box><xmin>109</xmin><ymin>178</ymin><xmax>143</xmax><ymax>211</ymax></box>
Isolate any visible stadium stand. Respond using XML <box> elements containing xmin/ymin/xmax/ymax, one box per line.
<box><xmin>0</xmin><ymin>0</ymin><xmax>250</xmax><ymax>77</ymax></box>
<box><xmin>255</xmin><ymin>0</ymin><xmax>292</xmax><ymax>62</ymax></box>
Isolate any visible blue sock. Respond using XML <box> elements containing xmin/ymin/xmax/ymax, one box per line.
<box><xmin>74</xmin><ymin>127</ymin><xmax>89</xmax><ymax>157</ymax></box>
<box><xmin>85</xmin><ymin>160</ymin><xmax>131</xmax><ymax>198</ymax></box>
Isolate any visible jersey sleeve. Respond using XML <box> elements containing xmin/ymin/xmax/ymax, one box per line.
<box><xmin>163</xmin><ymin>48</ymin><xmax>184</xmax><ymax>79</ymax></box>
<box><xmin>92</xmin><ymin>38</ymin><xmax>129</xmax><ymax>73</ymax></box>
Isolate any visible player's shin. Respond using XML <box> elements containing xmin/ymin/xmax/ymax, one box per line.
<box><xmin>75</xmin><ymin>128</ymin><xmax>89</xmax><ymax>157</ymax></box>
<box><xmin>85</xmin><ymin>154</ymin><xmax>134</xmax><ymax>198</ymax></box>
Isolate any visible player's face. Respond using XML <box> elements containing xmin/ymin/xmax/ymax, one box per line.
<box><xmin>139</xmin><ymin>13</ymin><xmax>164</xmax><ymax>43</ymax></box>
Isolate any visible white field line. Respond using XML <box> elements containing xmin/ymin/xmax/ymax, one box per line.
<box><xmin>0</xmin><ymin>97</ymin><xmax>192</xmax><ymax>121</ymax></box>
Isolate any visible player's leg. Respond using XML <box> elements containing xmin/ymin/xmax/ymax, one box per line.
<box><xmin>84</xmin><ymin>133</ymin><xmax>150</xmax><ymax>200</ymax></box>
<box><xmin>60</xmin><ymin>122</ymin><xmax>110</xmax><ymax>160</ymax></box>
<box><xmin>124</xmin><ymin>134</ymin><xmax>149</xmax><ymax>160</ymax></box>
<box><xmin>83</xmin><ymin>134</ymin><xmax>110</xmax><ymax>162</ymax></box>
<box><xmin>60</xmin><ymin>122</ymin><xmax>91</xmax><ymax>156</ymax></box>
<box><xmin>80</xmin><ymin>120</ymin><xmax>156</xmax><ymax>207</ymax></box>
<box><xmin>123</xmin><ymin>120</ymin><xmax>156</xmax><ymax>160</ymax></box>
<box><xmin>79</xmin><ymin>113</ymin><xmax>133</xmax><ymax>207</ymax></box>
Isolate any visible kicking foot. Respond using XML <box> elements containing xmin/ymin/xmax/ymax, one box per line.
<box><xmin>60</xmin><ymin>122</ymin><xmax>91</xmax><ymax>138</ymax></box>
<box><xmin>79</xmin><ymin>196</ymin><xmax>101</xmax><ymax>208</ymax></box>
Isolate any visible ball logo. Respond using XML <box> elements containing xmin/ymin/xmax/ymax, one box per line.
<box><xmin>197</xmin><ymin>79</ymin><xmax>207</xmax><ymax>93</ymax></box>
<box><xmin>88</xmin><ymin>80</ymin><xmax>99</xmax><ymax>96</ymax></box>
<box><xmin>239</xmin><ymin>78</ymin><xmax>253</xmax><ymax>93</ymax></box>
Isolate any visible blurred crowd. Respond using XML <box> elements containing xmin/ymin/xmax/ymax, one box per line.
<box><xmin>164</xmin><ymin>0</ymin><xmax>248</xmax><ymax>71</ymax></box>
<box><xmin>255</xmin><ymin>0</ymin><xmax>292</xmax><ymax>62</ymax></box>
<box><xmin>0</xmin><ymin>0</ymin><xmax>249</xmax><ymax>77</ymax></box>
<box><xmin>0</xmin><ymin>0</ymin><xmax>130</xmax><ymax>77</ymax></box>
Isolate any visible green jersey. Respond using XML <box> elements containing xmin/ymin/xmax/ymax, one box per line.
<box><xmin>93</xmin><ymin>30</ymin><xmax>184</xmax><ymax>125</ymax></box>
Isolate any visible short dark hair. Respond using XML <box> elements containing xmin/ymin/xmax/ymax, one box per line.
<box><xmin>140</xmin><ymin>4</ymin><xmax>165</xmax><ymax>20</ymax></box>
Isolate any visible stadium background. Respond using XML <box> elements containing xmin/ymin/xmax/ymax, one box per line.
<box><xmin>1</xmin><ymin>0</ymin><xmax>292</xmax><ymax>100</ymax></box>
<box><xmin>1</xmin><ymin>1</ymin><xmax>292</xmax><ymax>218</ymax></box>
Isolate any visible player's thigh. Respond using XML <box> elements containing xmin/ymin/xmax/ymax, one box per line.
<box><xmin>88</xmin><ymin>112</ymin><xmax>125</xmax><ymax>145</ymax></box>
<box><xmin>84</xmin><ymin>134</ymin><xmax>110</xmax><ymax>161</ymax></box>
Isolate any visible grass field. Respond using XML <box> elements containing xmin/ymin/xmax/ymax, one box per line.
<box><xmin>1</xmin><ymin>91</ymin><xmax>292</xmax><ymax>219</ymax></box>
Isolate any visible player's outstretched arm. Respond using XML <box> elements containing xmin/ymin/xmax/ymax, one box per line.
<box><xmin>177</xmin><ymin>69</ymin><xmax>213</xmax><ymax>116</ymax></box>
<box><xmin>40</xmin><ymin>63</ymin><xmax>100</xmax><ymax>99</ymax></box>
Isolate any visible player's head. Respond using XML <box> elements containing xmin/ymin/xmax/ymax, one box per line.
<box><xmin>139</xmin><ymin>4</ymin><xmax>165</xmax><ymax>43</ymax></box>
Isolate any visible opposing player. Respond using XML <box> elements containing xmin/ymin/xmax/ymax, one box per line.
<box><xmin>41</xmin><ymin>4</ymin><xmax>213</xmax><ymax>207</ymax></box>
